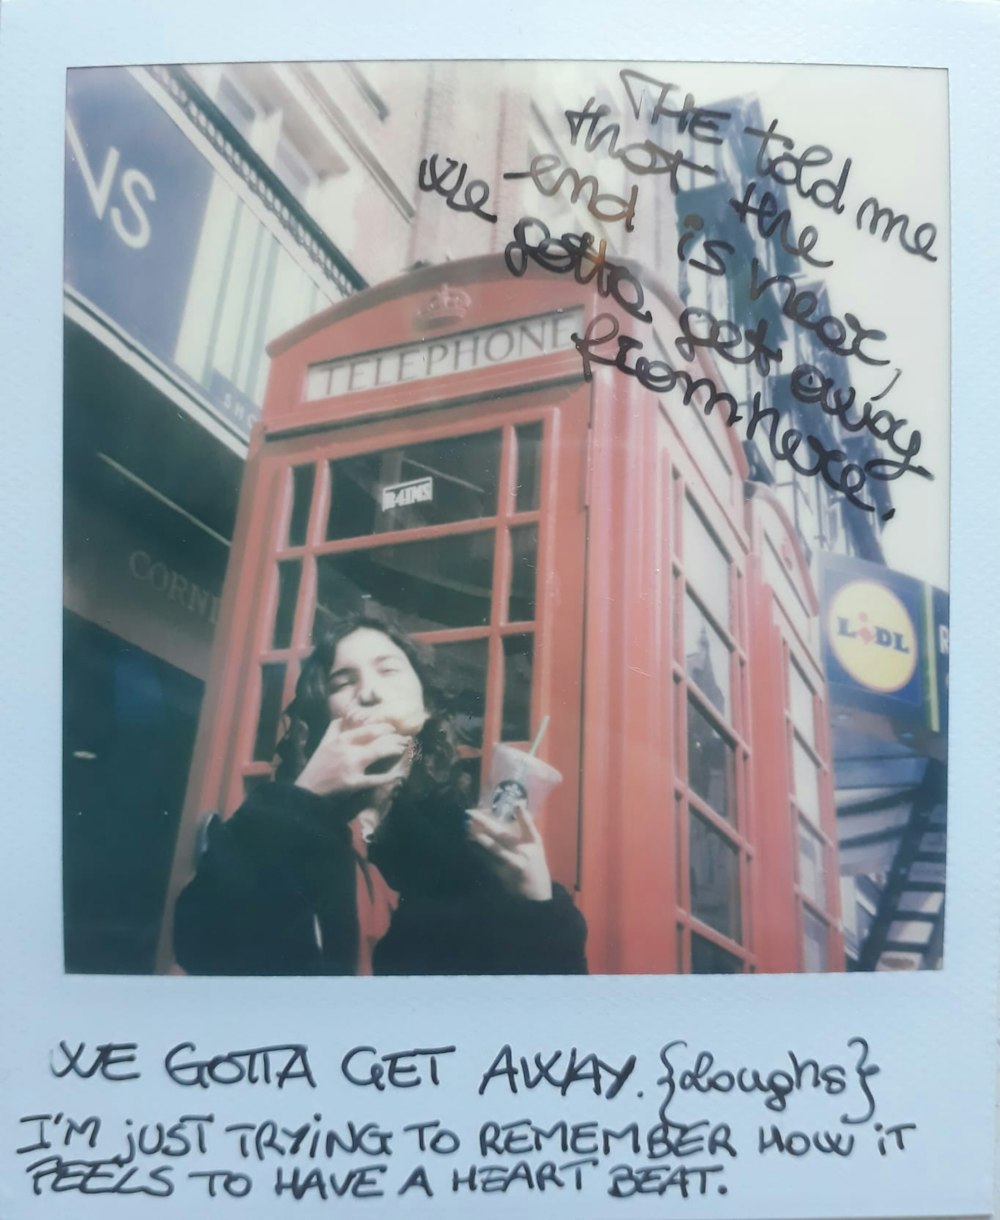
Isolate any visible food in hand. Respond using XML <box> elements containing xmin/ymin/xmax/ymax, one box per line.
<box><xmin>364</xmin><ymin>734</ymin><xmax>417</xmax><ymax>776</ymax></box>
<box><xmin>384</xmin><ymin>707</ymin><xmax>427</xmax><ymax>736</ymax></box>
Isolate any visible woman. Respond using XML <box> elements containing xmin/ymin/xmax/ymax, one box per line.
<box><xmin>173</xmin><ymin>605</ymin><xmax>587</xmax><ymax>976</ymax></box>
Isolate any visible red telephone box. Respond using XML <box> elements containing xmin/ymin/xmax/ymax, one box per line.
<box><xmin>160</xmin><ymin>254</ymin><xmax>840</xmax><ymax>975</ymax></box>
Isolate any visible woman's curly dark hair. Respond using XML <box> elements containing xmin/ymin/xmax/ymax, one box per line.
<box><xmin>274</xmin><ymin>603</ymin><xmax>458</xmax><ymax>800</ymax></box>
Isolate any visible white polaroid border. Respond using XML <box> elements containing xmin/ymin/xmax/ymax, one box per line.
<box><xmin>1</xmin><ymin>2</ymin><xmax>998</xmax><ymax>1218</ymax></box>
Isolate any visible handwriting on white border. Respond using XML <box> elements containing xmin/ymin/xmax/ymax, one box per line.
<box><xmin>15</xmin><ymin>1036</ymin><xmax>915</xmax><ymax>1202</ymax></box>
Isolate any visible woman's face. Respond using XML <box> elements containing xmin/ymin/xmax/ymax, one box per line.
<box><xmin>326</xmin><ymin>627</ymin><xmax>429</xmax><ymax>735</ymax></box>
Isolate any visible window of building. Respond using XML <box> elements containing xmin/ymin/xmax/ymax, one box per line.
<box><xmin>684</xmin><ymin>594</ymin><xmax>732</xmax><ymax>718</ymax></box>
<box><xmin>216</xmin><ymin>74</ymin><xmax>259</xmax><ymax>138</ymax></box>
<box><xmin>802</xmin><ymin>906</ymin><xmax>829</xmax><ymax>972</ymax></box>
<box><xmin>244</xmin><ymin>417</ymin><xmax>555</xmax><ymax>809</ymax></box>
<box><xmin>690</xmin><ymin>812</ymin><xmax>742</xmax><ymax>941</ymax></box>
<box><xmin>792</xmin><ymin>736</ymin><xmax>822</xmax><ymax>824</ymax></box>
<box><xmin>855</xmin><ymin>898</ymin><xmax>876</xmax><ymax>949</ymax></box>
<box><xmin>683</xmin><ymin>498</ymin><xmax>731</xmax><ymax>627</ymax></box>
<box><xmin>798</xmin><ymin>820</ymin><xmax>826</xmax><ymax>907</ymax></box>
<box><xmin>787</xmin><ymin>648</ymin><xmax>837</xmax><ymax>971</ymax></box>
<box><xmin>687</xmin><ymin>697</ymin><xmax>735</xmax><ymax>823</ymax></box>
<box><xmin>174</xmin><ymin>191</ymin><xmax>338</xmax><ymax>417</ymax></box>
<box><xmin>691</xmin><ymin>931</ymin><xmax>743</xmax><ymax>974</ymax></box>
<box><xmin>274</xmin><ymin>133</ymin><xmax>314</xmax><ymax>205</ymax></box>
<box><xmin>677</xmin><ymin>489</ymin><xmax>748</xmax><ymax>975</ymax></box>
<box><xmin>789</xmin><ymin>658</ymin><xmax>823</xmax><ymax>828</ymax></box>
<box><xmin>789</xmin><ymin>659</ymin><xmax>815</xmax><ymax>746</ymax></box>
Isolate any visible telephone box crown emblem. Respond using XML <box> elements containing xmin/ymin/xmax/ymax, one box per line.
<box><xmin>414</xmin><ymin>283</ymin><xmax>472</xmax><ymax>330</ymax></box>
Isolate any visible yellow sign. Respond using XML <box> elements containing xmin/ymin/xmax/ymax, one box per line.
<box><xmin>828</xmin><ymin>580</ymin><xmax>918</xmax><ymax>693</ymax></box>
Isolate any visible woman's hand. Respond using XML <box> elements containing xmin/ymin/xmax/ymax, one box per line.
<box><xmin>294</xmin><ymin>716</ymin><xmax>412</xmax><ymax>798</ymax></box>
<box><xmin>466</xmin><ymin>803</ymin><xmax>553</xmax><ymax>902</ymax></box>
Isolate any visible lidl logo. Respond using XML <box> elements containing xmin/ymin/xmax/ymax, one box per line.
<box><xmin>828</xmin><ymin>580</ymin><xmax>918</xmax><ymax>694</ymax></box>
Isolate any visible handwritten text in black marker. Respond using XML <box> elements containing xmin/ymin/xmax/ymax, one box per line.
<box><xmin>478</xmin><ymin>1044</ymin><xmax>637</xmax><ymax>1098</ymax></box>
<box><xmin>748</xmin><ymin>259</ymin><xmax>890</xmax><ymax>365</ymax></box>
<box><xmin>274</xmin><ymin>1164</ymin><xmax>388</xmax><ymax>1200</ymax></box>
<box><xmin>505</xmin><ymin>217</ymin><xmax>652</xmax><ymax>323</ymax></box>
<box><xmin>418</xmin><ymin>154</ymin><xmax>498</xmax><ymax>223</ymax></box>
<box><xmin>677</xmin><ymin>306</ymin><xmax>784</xmax><ymax>378</ymax></box>
<box><xmin>856</xmin><ymin>195</ymin><xmax>938</xmax><ymax>262</ymax></box>
<box><xmin>24</xmin><ymin>1155</ymin><xmax>175</xmax><ymax>1197</ymax></box>
<box><xmin>677</xmin><ymin>214</ymin><xmax>734</xmax><ymax>277</ymax></box>
<box><xmin>608</xmin><ymin>1162</ymin><xmax>727</xmax><ymax>1198</ymax></box>
<box><xmin>163</xmin><ymin>1042</ymin><xmax>316</xmax><ymax>1089</ymax></box>
<box><xmin>790</xmin><ymin>365</ymin><xmax>928</xmax><ymax>482</ymax></box>
<box><xmin>618</xmin><ymin>70</ymin><xmax>732</xmax><ymax>144</ymax></box>
<box><xmin>451</xmin><ymin>1158</ymin><xmax>598</xmax><ymax>1194</ymax></box>
<box><xmin>504</xmin><ymin>155</ymin><xmax>638</xmax><ymax>230</ymax></box>
<box><xmin>729</xmin><ymin>181</ymin><xmax>834</xmax><ymax>268</ymax></box>
<box><xmin>743</xmin><ymin>120</ymin><xmax>852</xmax><ymax>215</ymax></box>
<box><xmin>50</xmin><ymin>1041</ymin><xmax>140</xmax><ymax>1082</ymax></box>
<box><xmin>564</xmin><ymin>96</ymin><xmax>717</xmax><ymax>192</ymax></box>
<box><xmin>340</xmin><ymin>1045</ymin><xmax>456</xmax><ymax>1090</ymax></box>
<box><xmin>572</xmin><ymin>314</ymin><xmax>928</xmax><ymax>516</ymax></box>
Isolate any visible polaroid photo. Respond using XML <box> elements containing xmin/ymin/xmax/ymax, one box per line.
<box><xmin>1</xmin><ymin>2</ymin><xmax>998</xmax><ymax>1217</ymax></box>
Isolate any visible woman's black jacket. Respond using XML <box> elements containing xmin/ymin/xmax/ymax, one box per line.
<box><xmin>173</xmin><ymin>780</ymin><xmax>588</xmax><ymax>976</ymax></box>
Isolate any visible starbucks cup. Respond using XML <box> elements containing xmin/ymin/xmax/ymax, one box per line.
<box><xmin>481</xmin><ymin>742</ymin><xmax>562</xmax><ymax>823</ymax></box>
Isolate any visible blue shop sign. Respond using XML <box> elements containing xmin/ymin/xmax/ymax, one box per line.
<box><xmin>820</xmin><ymin>554</ymin><xmax>928</xmax><ymax>724</ymax></box>
<box><xmin>65</xmin><ymin>68</ymin><xmax>213</xmax><ymax>397</ymax></box>
<box><xmin>207</xmin><ymin>370</ymin><xmax>263</xmax><ymax>435</ymax></box>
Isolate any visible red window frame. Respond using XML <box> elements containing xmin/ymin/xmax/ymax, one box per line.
<box><xmin>783</xmin><ymin>643</ymin><xmax>841</xmax><ymax>971</ymax></box>
<box><xmin>671</xmin><ymin>477</ymin><xmax>755</xmax><ymax>974</ymax></box>
<box><xmin>215</xmin><ymin>387</ymin><xmax>590</xmax><ymax>890</ymax></box>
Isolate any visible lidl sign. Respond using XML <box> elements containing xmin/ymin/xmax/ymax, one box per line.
<box><xmin>820</xmin><ymin>555</ymin><xmax>947</xmax><ymax>731</ymax></box>
<box><xmin>828</xmin><ymin>580</ymin><xmax>918</xmax><ymax>694</ymax></box>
